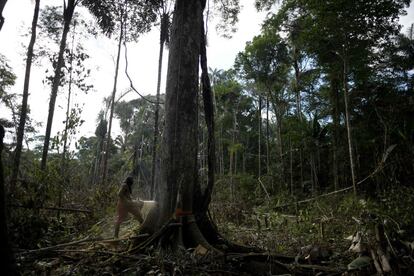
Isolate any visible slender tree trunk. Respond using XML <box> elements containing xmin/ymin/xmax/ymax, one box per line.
<box><xmin>0</xmin><ymin>125</ymin><xmax>17</xmax><ymax>275</ymax></box>
<box><xmin>342</xmin><ymin>58</ymin><xmax>357</xmax><ymax>195</ymax></box>
<box><xmin>229</xmin><ymin>147</ymin><xmax>233</xmax><ymax>201</ymax></box>
<box><xmin>40</xmin><ymin>0</ymin><xmax>76</xmax><ymax>170</ymax></box>
<box><xmin>93</xmin><ymin>137</ymin><xmax>104</xmax><ymax>185</ymax></box>
<box><xmin>290</xmin><ymin>136</ymin><xmax>293</xmax><ymax>196</ymax></box>
<box><xmin>150</xmin><ymin>13</ymin><xmax>167</xmax><ymax>199</ymax></box>
<box><xmin>58</xmin><ymin>24</ymin><xmax>76</xmax><ymax>217</ymax></box>
<box><xmin>266</xmin><ymin>95</ymin><xmax>270</xmax><ymax>174</ymax></box>
<box><xmin>101</xmin><ymin>14</ymin><xmax>124</xmax><ymax>185</ymax></box>
<box><xmin>220</xmin><ymin>127</ymin><xmax>224</xmax><ymax>174</ymax></box>
<box><xmin>11</xmin><ymin>0</ymin><xmax>40</xmax><ymax>190</ymax></box>
<box><xmin>293</xmin><ymin>48</ymin><xmax>301</xmax><ymax>120</ymax></box>
<box><xmin>230</xmin><ymin>110</ymin><xmax>237</xmax><ymax>201</ymax></box>
<box><xmin>276</xmin><ymin>112</ymin><xmax>284</xmax><ymax>185</ymax></box>
<box><xmin>137</xmin><ymin>136</ymin><xmax>144</xmax><ymax>191</ymax></box>
<box><xmin>330</xmin><ymin>75</ymin><xmax>340</xmax><ymax>190</ymax></box>
<box><xmin>258</xmin><ymin>95</ymin><xmax>262</xmax><ymax>177</ymax></box>
<box><xmin>200</xmin><ymin>24</ymin><xmax>216</xmax><ymax>212</ymax></box>
<box><xmin>0</xmin><ymin>0</ymin><xmax>7</xmax><ymax>31</ymax></box>
<box><xmin>269</xmin><ymin>94</ymin><xmax>285</xmax><ymax>186</ymax></box>
<box><xmin>293</xmin><ymin>51</ymin><xmax>303</xmax><ymax>190</ymax></box>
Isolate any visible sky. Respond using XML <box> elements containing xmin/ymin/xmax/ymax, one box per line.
<box><xmin>0</xmin><ymin>1</ymin><xmax>413</xmax><ymax>148</ymax></box>
<box><xmin>0</xmin><ymin>0</ymin><xmax>268</xmax><ymax>146</ymax></box>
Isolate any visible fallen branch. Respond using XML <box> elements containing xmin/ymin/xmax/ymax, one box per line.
<box><xmin>18</xmin><ymin>233</ymin><xmax>152</xmax><ymax>256</ymax></box>
<box><xmin>258</xmin><ymin>177</ymin><xmax>271</xmax><ymax>202</ymax></box>
<box><xmin>274</xmin><ymin>186</ymin><xmax>355</xmax><ymax>209</ymax></box>
<box><xmin>288</xmin><ymin>263</ymin><xmax>345</xmax><ymax>273</ymax></box>
<box><xmin>18</xmin><ymin>236</ymin><xmax>100</xmax><ymax>255</ymax></box>
<box><xmin>52</xmin><ymin>249</ymin><xmax>141</xmax><ymax>260</ymax></box>
<box><xmin>9</xmin><ymin>204</ymin><xmax>91</xmax><ymax>214</ymax></box>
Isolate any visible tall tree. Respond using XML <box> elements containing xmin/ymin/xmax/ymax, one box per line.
<box><xmin>151</xmin><ymin>2</ymin><xmax>171</xmax><ymax>199</ymax></box>
<box><xmin>86</xmin><ymin>0</ymin><xmax>157</xmax><ymax>184</ymax></box>
<box><xmin>101</xmin><ymin>2</ymin><xmax>125</xmax><ymax>185</ymax></box>
<box><xmin>155</xmin><ymin>0</ymin><xmax>203</xmax><ymax>227</ymax></box>
<box><xmin>40</xmin><ymin>0</ymin><xmax>77</xmax><ymax>170</ymax></box>
<box><xmin>0</xmin><ymin>0</ymin><xmax>7</xmax><ymax>31</ymax></box>
<box><xmin>264</xmin><ymin>0</ymin><xmax>410</xmax><ymax>193</ymax></box>
<box><xmin>298</xmin><ymin>0</ymin><xmax>410</xmax><ymax>194</ymax></box>
<box><xmin>236</xmin><ymin>32</ymin><xmax>290</xmax><ymax>182</ymax></box>
<box><xmin>10</xmin><ymin>0</ymin><xmax>41</xmax><ymax>191</ymax></box>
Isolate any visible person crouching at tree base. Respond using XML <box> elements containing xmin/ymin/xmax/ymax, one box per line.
<box><xmin>114</xmin><ymin>176</ymin><xmax>143</xmax><ymax>238</ymax></box>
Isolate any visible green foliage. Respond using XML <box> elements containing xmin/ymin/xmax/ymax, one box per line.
<box><xmin>83</xmin><ymin>0</ymin><xmax>157</xmax><ymax>40</ymax></box>
<box><xmin>213</xmin><ymin>0</ymin><xmax>240</xmax><ymax>38</ymax></box>
<box><xmin>9</xmin><ymin>209</ymin><xmax>50</xmax><ymax>249</ymax></box>
<box><xmin>0</xmin><ymin>55</ymin><xmax>19</xmax><ymax>131</ymax></box>
<box><xmin>89</xmin><ymin>184</ymin><xmax>118</xmax><ymax>219</ymax></box>
<box><xmin>0</xmin><ymin>54</ymin><xmax>16</xmax><ymax>98</ymax></box>
<box><xmin>366</xmin><ymin>186</ymin><xmax>414</xmax><ymax>231</ymax></box>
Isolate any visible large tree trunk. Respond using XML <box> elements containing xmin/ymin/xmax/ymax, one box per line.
<box><xmin>141</xmin><ymin>0</ymin><xmax>203</xmax><ymax>236</ymax></box>
<box><xmin>101</xmin><ymin>11</ymin><xmax>124</xmax><ymax>185</ymax></box>
<box><xmin>150</xmin><ymin>13</ymin><xmax>168</xmax><ymax>199</ymax></box>
<box><xmin>11</xmin><ymin>0</ymin><xmax>40</xmax><ymax>190</ymax></box>
<box><xmin>157</xmin><ymin>0</ymin><xmax>202</xmax><ymax>224</ymax></box>
<box><xmin>0</xmin><ymin>0</ymin><xmax>7</xmax><ymax>31</ymax></box>
<box><xmin>40</xmin><ymin>0</ymin><xmax>76</xmax><ymax>170</ymax></box>
<box><xmin>0</xmin><ymin>125</ymin><xmax>18</xmax><ymax>275</ymax></box>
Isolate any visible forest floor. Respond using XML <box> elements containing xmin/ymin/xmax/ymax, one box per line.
<box><xmin>15</xmin><ymin>190</ymin><xmax>414</xmax><ymax>275</ymax></box>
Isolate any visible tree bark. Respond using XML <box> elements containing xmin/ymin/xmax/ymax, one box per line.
<box><xmin>155</xmin><ymin>0</ymin><xmax>203</xmax><ymax>229</ymax></box>
<box><xmin>40</xmin><ymin>0</ymin><xmax>76</xmax><ymax>170</ymax></box>
<box><xmin>101</xmin><ymin>10</ymin><xmax>124</xmax><ymax>184</ymax></box>
<box><xmin>11</xmin><ymin>0</ymin><xmax>40</xmax><ymax>190</ymax></box>
<box><xmin>0</xmin><ymin>125</ymin><xmax>18</xmax><ymax>275</ymax></box>
<box><xmin>150</xmin><ymin>13</ymin><xmax>167</xmax><ymax>199</ymax></box>
<box><xmin>293</xmin><ymin>47</ymin><xmax>302</xmax><ymax>121</ymax></box>
<box><xmin>0</xmin><ymin>0</ymin><xmax>7</xmax><ymax>31</ymax></box>
<box><xmin>199</xmin><ymin>20</ymin><xmax>216</xmax><ymax>213</ymax></box>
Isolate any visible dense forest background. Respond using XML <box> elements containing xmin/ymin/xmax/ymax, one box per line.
<box><xmin>0</xmin><ymin>0</ymin><xmax>413</xmax><ymax>275</ymax></box>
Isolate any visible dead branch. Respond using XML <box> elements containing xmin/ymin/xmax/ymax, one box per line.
<box><xmin>18</xmin><ymin>237</ymin><xmax>100</xmax><ymax>255</ymax></box>
<box><xmin>18</xmin><ymin>234</ymin><xmax>150</xmax><ymax>255</ymax></box>
<box><xmin>9</xmin><ymin>204</ymin><xmax>91</xmax><ymax>213</ymax></box>
<box><xmin>52</xmin><ymin>249</ymin><xmax>141</xmax><ymax>260</ymax></box>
